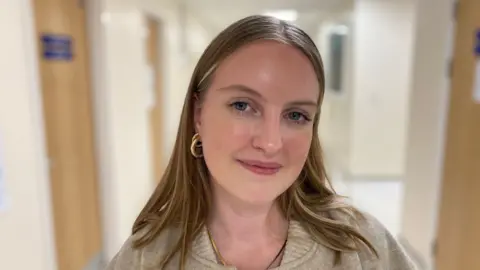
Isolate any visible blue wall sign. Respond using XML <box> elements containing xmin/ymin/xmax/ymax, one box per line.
<box><xmin>475</xmin><ymin>29</ymin><xmax>480</xmax><ymax>56</ymax></box>
<box><xmin>41</xmin><ymin>34</ymin><xmax>73</xmax><ymax>61</ymax></box>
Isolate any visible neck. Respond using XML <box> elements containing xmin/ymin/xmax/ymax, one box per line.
<box><xmin>208</xmin><ymin>185</ymin><xmax>288</xmax><ymax>243</ymax></box>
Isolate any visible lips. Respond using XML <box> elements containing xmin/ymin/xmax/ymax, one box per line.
<box><xmin>237</xmin><ymin>159</ymin><xmax>282</xmax><ymax>176</ymax></box>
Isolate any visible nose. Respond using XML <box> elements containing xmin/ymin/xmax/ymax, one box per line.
<box><xmin>252</xmin><ymin>115</ymin><xmax>283</xmax><ymax>156</ymax></box>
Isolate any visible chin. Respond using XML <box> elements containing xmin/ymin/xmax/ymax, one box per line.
<box><xmin>232</xmin><ymin>187</ymin><xmax>283</xmax><ymax>206</ymax></box>
<box><xmin>211</xmin><ymin>170</ymin><xmax>292</xmax><ymax>206</ymax></box>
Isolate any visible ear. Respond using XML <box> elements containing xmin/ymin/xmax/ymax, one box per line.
<box><xmin>193</xmin><ymin>92</ymin><xmax>202</xmax><ymax>134</ymax></box>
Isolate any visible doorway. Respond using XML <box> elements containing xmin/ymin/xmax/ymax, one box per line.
<box><xmin>32</xmin><ymin>0</ymin><xmax>102</xmax><ymax>269</ymax></box>
<box><xmin>435</xmin><ymin>0</ymin><xmax>480</xmax><ymax>269</ymax></box>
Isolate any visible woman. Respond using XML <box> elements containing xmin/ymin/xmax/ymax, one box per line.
<box><xmin>106</xmin><ymin>15</ymin><xmax>416</xmax><ymax>270</ymax></box>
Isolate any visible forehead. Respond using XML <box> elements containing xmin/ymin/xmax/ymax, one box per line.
<box><xmin>209</xmin><ymin>40</ymin><xmax>320</xmax><ymax>102</ymax></box>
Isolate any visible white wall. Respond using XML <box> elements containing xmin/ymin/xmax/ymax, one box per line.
<box><xmin>0</xmin><ymin>0</ymin><xmax>56</xmax><ymax>270</ymax></box>
<box><xmin>88</xmin><ymin>0</ymin><xmax>155</xmax><ymax>261</ymax></box>
<box><xmin>90</xmin><ymin>0</ymin><xmax>212</xmax><ymax>261</ymax></box>
<box><xmin>400</xmin><ymin>0</ymin><xmax>453</xmax><ymax>268</ymax></box>
<box><xmin>88</xmin><ymin>0</ymin><xmax>159</xmax><ymax>261</ymax></box>
<box><xmin>142</xmin><ymin>0</ymin><xmax>211</xmax><ymax>155</ymax></box>
<box><xmin>348</xmin><ymin>0</ymin><xmax>416</xmax><ymax>177</ymax></box>
<box><xmin>317</xmin><ymin>15</ymin><xmax>354</xmax><ymax>174</ymax></box>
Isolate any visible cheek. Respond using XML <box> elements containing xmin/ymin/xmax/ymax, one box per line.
<box><xmin>200</xmin><ymin>106</ymin><xmax>253</xmax><ymax>155</ymax></box>
<box><xmin>284</xmin><ymin>130</ymin><xmax>312</xmax><ymax>166</ymax></box>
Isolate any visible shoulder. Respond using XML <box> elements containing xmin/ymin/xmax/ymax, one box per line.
<box><xmin>105</xmin><ymin>225</ymin><xmax>181</xmax><ymax>270</ymax></box>
<box><xmin>348</xmin><ymin>211</ymin><xmax>418</xmax><ymax>270</ymax></box>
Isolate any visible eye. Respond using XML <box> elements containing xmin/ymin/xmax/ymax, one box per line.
<box><xmin>231</xmin><ymin>101</ymin><xmax>250</xmax><ymax>112</ymax></box>
<box><xmin>288</xmin><ymin>112</ymin><xmax>303</xmax><ymax>121</ymax></box>
<box><xmin>227</xmin><ymin>100</ymin><xmax>258</xmax><ymax>117</ymax></box>
<box><xmin>286</xmin><ymin>111</ymin><xmax>311</xmax><ymax>124</ymax></box>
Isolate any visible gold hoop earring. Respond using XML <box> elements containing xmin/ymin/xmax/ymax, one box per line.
<box><xmin>190</xmin><ymin>133</ymin><xmax>203</xmax><ymax>158</ymax></box>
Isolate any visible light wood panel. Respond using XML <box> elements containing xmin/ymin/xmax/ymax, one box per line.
<box><xmin>435</xmin><ymin>0</ymin><xmax>480</xmax><ymax>269</ymax></box>
<box><xmin>32</xmin><ymin>0</ymin><xmax>102</xmax><ymax>269</ymax></box>
<box><xmin>146</xmin><ymin>17</ymin><xmax>165</xmax><ymax>182</ymax></box>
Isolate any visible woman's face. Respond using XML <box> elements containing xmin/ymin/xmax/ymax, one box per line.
<box><xmin>195</xmin><ymin>40</ymin><xmax>320</xmax><ymax>205</ymax></box>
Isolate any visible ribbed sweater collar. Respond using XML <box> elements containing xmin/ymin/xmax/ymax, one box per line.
<box><xmin>189</xmin><ymin>220</ymin><xmax>320</xmax><ymax>269</ymax></box>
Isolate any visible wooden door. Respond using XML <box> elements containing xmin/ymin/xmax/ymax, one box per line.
<box><xmin>435</xmin><ymin>0</ymin><xmax>480</xmax><ymax>269</ymax></box>
<box><xmin>32</xmin><ymin>0</ymin><xmax>102</xmax><ymax>269</ymax></box>
<box><xmin>146</xmin><ymin>17</ymin><xmax>165</xmax><ymax>183</ymax></box>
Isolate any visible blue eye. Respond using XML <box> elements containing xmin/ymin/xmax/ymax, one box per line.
<box><xmin>288</xmin><ymin>111</ymin><xmax>303</xmax><ymax>121</ymax></box>
<box><xmin>232</xmin><ymin>101</ymin><xmax>249</xmax><ymax>111</ymax></box>
<box><xmin>286</xmin><ymin>111</ymin><xmax>311</xmax><ymax>125</ymax></box>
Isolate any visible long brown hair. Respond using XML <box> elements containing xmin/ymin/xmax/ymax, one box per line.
<box><xmin>132</xmin><ymin>15</ymin><xmax>377</xmax><ymax>268</ymax></box>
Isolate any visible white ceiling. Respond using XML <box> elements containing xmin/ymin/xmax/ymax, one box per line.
<box><xmin>184</xmin><ymin>0</ymin><xmax>353</xmax><ymax>12</ymax></box>
<box><xmin>182</xmin><ymin>0</ymin><xmax>353</xmax><ymax>35</ymax></box>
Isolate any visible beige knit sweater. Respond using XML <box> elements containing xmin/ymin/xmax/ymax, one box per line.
<box><xmin>106</xmin><ymin>214</ymin><xmax>417</xmax><ymax>270</ymax></box>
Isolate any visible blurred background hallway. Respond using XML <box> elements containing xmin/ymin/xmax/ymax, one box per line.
<box><xmin>1</xmin><ymin>0</ymin><xmax>479</xmax><ymax>269</ymax></box>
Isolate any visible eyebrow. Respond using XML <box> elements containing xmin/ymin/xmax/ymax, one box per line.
<box><xmin>217</xmin><ymin>84</ymin><xmax>318</xmax><ymax>107</ymax></box>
